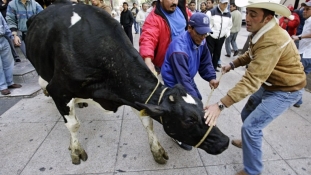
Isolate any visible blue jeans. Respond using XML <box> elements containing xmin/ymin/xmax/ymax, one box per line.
<box><xmin>295</xmin><ymin>55</ymin><xmax>311</xmax><ymax>105</ymax></box>
<box><xmin>241</xmin><ymin>86</ymin><xmax>302</xmax><ymax>175</ymax></box>
<box><xmin>0</xmin><ymin>37</ymin><xmax>14</xmax><ymax>90</ymax></box>
<box><xmin>133</xmin><ymin>18</ymin><xmax>138</xmax><ymax>33</ymax></box>
<box><xmin>225</xmin><ymin>32</ymin><xmax>239</xmax><ymax>55</ymax></box>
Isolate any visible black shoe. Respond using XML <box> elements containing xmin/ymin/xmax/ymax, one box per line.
<box><xmin>233</xmin><ymin>50</ymin><xmax>239</xmax><ymax>56</ymax></box>
<box><xmin>217</xmin><ymin>64</ymin><xmax>222</xmax><ymax>68</ymax></box>
<box><xmin>172</xmin><ymin>139</ymin><xmax>192</xmax><ymax>151</ymax></box>
<box><xmin>225</xmin><ymin>54</ymin><xmax>230</xmax><ymax>57</ymax></box>
<box><xmin>15</xmin><ymin>58</ymin><xmax>21</xmax><ymax>62</ymax></box>
<box><xmin>293</xmin><ymin>104</ymin><xmax>301</xmax><ymax>108</ymax></box>
<box><xmin>215</xmin><ymin>69</ymin><xmax>220</xmax><ymax>72</ymax></box>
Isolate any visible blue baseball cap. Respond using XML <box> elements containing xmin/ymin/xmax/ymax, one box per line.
<box><xmin>188</xmin><ymin>13</ymin><xmax>212</xmax><ymax>35</ymax></box>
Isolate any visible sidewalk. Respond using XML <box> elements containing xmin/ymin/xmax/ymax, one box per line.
<box><xmin>0</xmin><ymin>26</ymin><xmax>310</xmax><ymax>175</ymax></box>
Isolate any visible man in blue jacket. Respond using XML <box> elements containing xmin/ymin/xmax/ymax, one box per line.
<box><xmin>161</xmin><ymin>12</ymin><xmax>219</xmax><ymax>101</ymax></box>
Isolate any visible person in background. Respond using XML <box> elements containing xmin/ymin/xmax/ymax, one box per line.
<box><xmin>0</xmin><ymin>13</ymin><xmax>22</xmax><ymax>95</ymax></box>
<box><xmin>139</xmin><ymin>0</ymin><xmax>190</xmax><ymax>150</ymax></box>
<box><xmin>6</xmin><ymin>0</ymin><xmax>43</xmax><ymax>57</ymax></box>
<box><xmin>131</xmin><ymin>3</ymin><xmax>139</xmax><ymax>34</ymax></box>
<box><xmin>91</xmin><ymin>0</ymin><xmax>112</xmax><ymax>15</ymax></box>
<box><xmin>204</xmin><ymin>1</ymin><xmax>306</xmax><ymax>174</ymax></box>
<box><xmin>294</xmin><ymin>1</ymin><xmax>309</xmax><ymax>48</ymax></box>
<box><xmin>136</xmin><ymin>3</ymin><xmax>148</xmax><ymax>35</ymax></box>
<box><xmin>146</xmin><ymin>0</ymin><xmax>156</xmax><ymax>15</ymax></box>
<box><xmin>161</xmin><ymin>13</ymin><xmax>219</xmax><ymax>102</ymax></box>
<box><xmin>205</xmin><ymin>0</ymin><xmax>232</xmax><ymax>71</ymax></box>
<box><xmin>120</xmin><ymin>2</ymin><xmax>134</xmax><ymax>44</ymax></box>
<box><xmin>200</xmin><ymin>2</ymin><xmax>207</xmax><ymax>14</ymax></box>
<box><xmin>279</xmin><ymin>4</ymin><xmax>300</xmax><ymax>36</ymax></box>
<box><xmin>188</xmin><ymin>1</ymin><xmax>198</xmax><ymax>14</ymax></box>
<box><xmin>225</xmin><ymin>2</ymin><xmax>242</xmax><ymax>57</ymax></box>
<box><xmin>206</xmin><ymin>0</ymin><xmax>214</xmax><ymax>11</ymax></box>
<box><xmin>292</xmin><ymin>1</ymin><xmax>311</xmax><ymax>108</ymax></box>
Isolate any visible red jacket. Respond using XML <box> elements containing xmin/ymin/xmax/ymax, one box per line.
<box><xmin>139</xmin><ymin>0</ymin><xmax>188</xmax><ymax>68</ymax></box>
<box><xmin>279</xmin><ymin>12</ymin><xmax>300</xmax><ymax>36</ymax></box>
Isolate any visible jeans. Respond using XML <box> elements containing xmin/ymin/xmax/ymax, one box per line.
<box><xmin>133</xmin><ymin>18</ymin><xmax>138</xmax><ymax>33</ymax></box>
<box><xmin>240</xmin><ymin>86</ymin><xmax>302</xmax><ymax>175</ymax></box>
<box><xmin>225</xmin><ymin>32</ymin><xmax>239</xmax><ymax>55</ymax></box>
<box><xmin>0</xmin><ymin>37</ymin><xmax>14</xmax><ymax>90</ymax></box>
<box><xmin>295</xmin><ymin>55</ymin><xmax>311</xmax><ymax>105</ymax></box>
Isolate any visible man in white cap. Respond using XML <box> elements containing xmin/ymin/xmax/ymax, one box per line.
<box><xmin>203</xmin><ymin>0</ymin><xmax>306</xmax><ymax>175</ymax></box>
<box><xmin>161</xmin><ymin>13</ymin><xmax>219</xmax><ymax>151</ymax></box>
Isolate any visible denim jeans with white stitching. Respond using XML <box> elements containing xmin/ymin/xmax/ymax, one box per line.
<box><xmin>0</xmin><ymin>37</ymin><xmax>14</xmax><ymax>91</ymax></box>
<box><xmin>240</xmin><ymin>86</ymin><xmax>302</xmax><ymax>175</ymax></box>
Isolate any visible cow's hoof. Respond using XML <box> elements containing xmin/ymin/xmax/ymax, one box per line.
<box><xmin>71</xmin><ymin>149</ymin><xmax>88</xmax><ymax>164</ymax></box>
<box><xmin>43</xmin><ymin>89</ymin><xmax>50</xmax><ymax>97</ymax></box>
<box><xmin>153</xmin><ymin>149</ymin><xmax>169</xmax><ymax>164</ymax></box>
<box><xmin>80</xmin><ymin>149</ymin><xmax>88</xmax><ymax>161</ymax></box>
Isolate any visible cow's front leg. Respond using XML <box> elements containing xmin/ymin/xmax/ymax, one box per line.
<box><xmin>132</xmin><ymin>108</ymin><xmax>168</xmax><ymax>164</ymax></box>
<box><xmin>65</xmin><ymin>99</ymin><xmax>88</xmax><ymax>164</ymax></box>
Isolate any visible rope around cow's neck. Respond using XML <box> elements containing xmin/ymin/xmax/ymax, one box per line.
<box><xmin>194</xmin><ymin>73</ymin><xmax>224</xmax><ymax>148</ymax></box>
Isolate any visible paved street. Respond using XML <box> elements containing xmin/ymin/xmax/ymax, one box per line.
<box><xmin>0</xmin><ymin>24</ymin><xmax>311</xmax><ymax>175</ymax></box>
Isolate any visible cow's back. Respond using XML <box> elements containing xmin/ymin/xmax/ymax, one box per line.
<box><xmin>26</xmin><ymin>1</ymin><xmax>137</xmax><ymax>86</ymax></box>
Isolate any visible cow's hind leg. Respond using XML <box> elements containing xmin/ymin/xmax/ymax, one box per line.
<box><xmin>132</xmin><ymin>108</ymin><xmax>168</xmax><ymax>164</ymax></box>
<box><xmin>38</xmin><ymin>76</ymin><xmax>49</xmax><ymax>96</ymax></box>
<box><xmin>65</xmin><ymin>98</ymin><xmax>88</xmax><ymax>164</ymax></box>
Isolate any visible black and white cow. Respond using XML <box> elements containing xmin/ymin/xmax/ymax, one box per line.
<box><xmin>26</xmin><ymin>0</ymin><xmax>229</xmax><ymax>165</ymax></box>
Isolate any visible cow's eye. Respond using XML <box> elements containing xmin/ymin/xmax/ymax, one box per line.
<box><xmin>185</xmin><ymin>116</ymin><xmax>197</xmax><ymax>124</ymax></box>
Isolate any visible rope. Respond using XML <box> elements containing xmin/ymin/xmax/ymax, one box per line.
<box><xmin>195</xmin><ymin>72</ymin><xmax>224</xmax><ymax>148</ymax></box>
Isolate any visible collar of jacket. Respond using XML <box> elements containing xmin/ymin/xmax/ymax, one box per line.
<box><xmin>154</xmin><ymin>0</ymin><xmax>188</xmax><ymax>31</ymax></box>
<box><xmin>251</xmin><ymin>17</ymin><xmax>277</xmax><ymax>44</ymax></box>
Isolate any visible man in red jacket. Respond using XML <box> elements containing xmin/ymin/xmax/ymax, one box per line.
<box><xmin>139</xmin><ymin>0</ymin><xmax>193</xmax><ymax>150</ymax></box>
<box><xmin>139</xmin><ymin>0</ymin><xmax>188</xmax><ymax>74</ymax></box>
<box><xmin>279</xmin><ymin>4</ymin><xmax>300</xmax><ymax>36</ymax></box>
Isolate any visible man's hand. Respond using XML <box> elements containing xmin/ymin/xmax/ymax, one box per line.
<box><xmin>13</xmin><ymin>36</ymin><xmax>21</xmax><ymax>46</ymax></box>
<box><xmin>221</xmin><ymin>65</ymin><xmax>231</xmax><ymax>74</ymax></box>
<box><xmin>144</xmin><ymin>57</ymin><xmax>156</xmax><ymax>73</ymax></box>
<box><xmin>291</xmin><ymin>35</ymin><xmax>299</xmax><ymax>41</ymax></box>
<box><xmin>209</xmin><ymin>79</ymin><xmax>219</xmax><ymax>89</ymax></box>
<box><xmin>203</xmin><ymin>103</ymin><xmax>221</xmax><ymax>126</ymax></box>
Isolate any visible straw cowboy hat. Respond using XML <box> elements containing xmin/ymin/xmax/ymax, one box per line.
<box><xmin>236</xmin><ymin>0</ymin><xmax>294</xmax><ymax>20</ymax></box>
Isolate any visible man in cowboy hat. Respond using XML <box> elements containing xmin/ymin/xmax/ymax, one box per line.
<box><xmin>203</xmin><ymin>0</ymin><xmax>306</xmax><ymax>175</ymax></box>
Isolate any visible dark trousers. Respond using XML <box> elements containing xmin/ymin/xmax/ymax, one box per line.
<box><xmin>206</xmin><ymin>35</ymin><xmax>226</xmax><ymax>70</ymax></box>
<box><xmin>123</xmin><ymin>25</ymin><xmax>133</xmax><ymax>44</ymax></box>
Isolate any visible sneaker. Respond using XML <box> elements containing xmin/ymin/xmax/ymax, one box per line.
<box><xmin>215</xmin><ymin>69</ymin><xmax>220</xmax><ymax>72</ymax></box>
<box><xmin>225</xmin><ymin>54</ymin><xmax>230</xmax><ymax>57</ymax></box>
<box><xmin>172</xmin><ymin>139</ymin><xmax>192</xmax><ymax>151</ymax></box>
<box><xmin>217</xmin><ymin>64</ymin><xmax>222</xmax><ymax>68</ymax></box>
<box><xmin>15</xmin><ymin>58</ymin><xmax>21</xmax><ymax>62</ymax></box>
<box><xmin>233</xmin><ymin>50</ymin><xmax>239</xmax><ymax>56</ymax></box>
<box><xmin>231</xmin><ymin>139</ymin><xmax>242</xmax><ymax>148</ymax></box>
<box><xmin>293</xmin><ymin>104</ymin><xmax>300</xmax><ymax>108</ymax></box>
<box><xmin>1</xmin><ymin>89</ymin><xmax>11</xmax><ymax>95</ymax></box>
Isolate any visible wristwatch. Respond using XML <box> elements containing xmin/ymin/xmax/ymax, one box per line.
<box><xmin>298</xmin><ymin>36</ymin><xmax>302</xmax><ymax>40</ymax></box>
<box><xmin>217</xmin><ymin>101</ymin><xmax>225</xmax><ymax>111</ymax></box>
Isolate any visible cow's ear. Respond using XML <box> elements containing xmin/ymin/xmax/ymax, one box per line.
<box><xmin>135</xmin><ymin>102</ymin><xmax>168</xmax><ymax>117</ymax></box>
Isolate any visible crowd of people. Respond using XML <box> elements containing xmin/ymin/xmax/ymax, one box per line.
<box><xmin>1</xmin><ymin>0</ymin><xmax>311</xmax><ymax>174</ymax></box>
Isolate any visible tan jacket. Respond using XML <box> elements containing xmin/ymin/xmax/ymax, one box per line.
<box><xmin>221</xmin><ymin>18</ymin><xmax>306</xmax><ymax>107</ymax></box>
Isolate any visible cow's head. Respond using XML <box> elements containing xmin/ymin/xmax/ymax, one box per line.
<box><xmin>136</xmin><ymin>84</ymin><xmax>229</xmax><ymax>155</ymax></box>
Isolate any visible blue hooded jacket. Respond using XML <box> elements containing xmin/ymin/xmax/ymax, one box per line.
<box><xmin>161</xmin><ymin>31</ymin><xmax>216</xmax><ymax>100</ymax></box>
